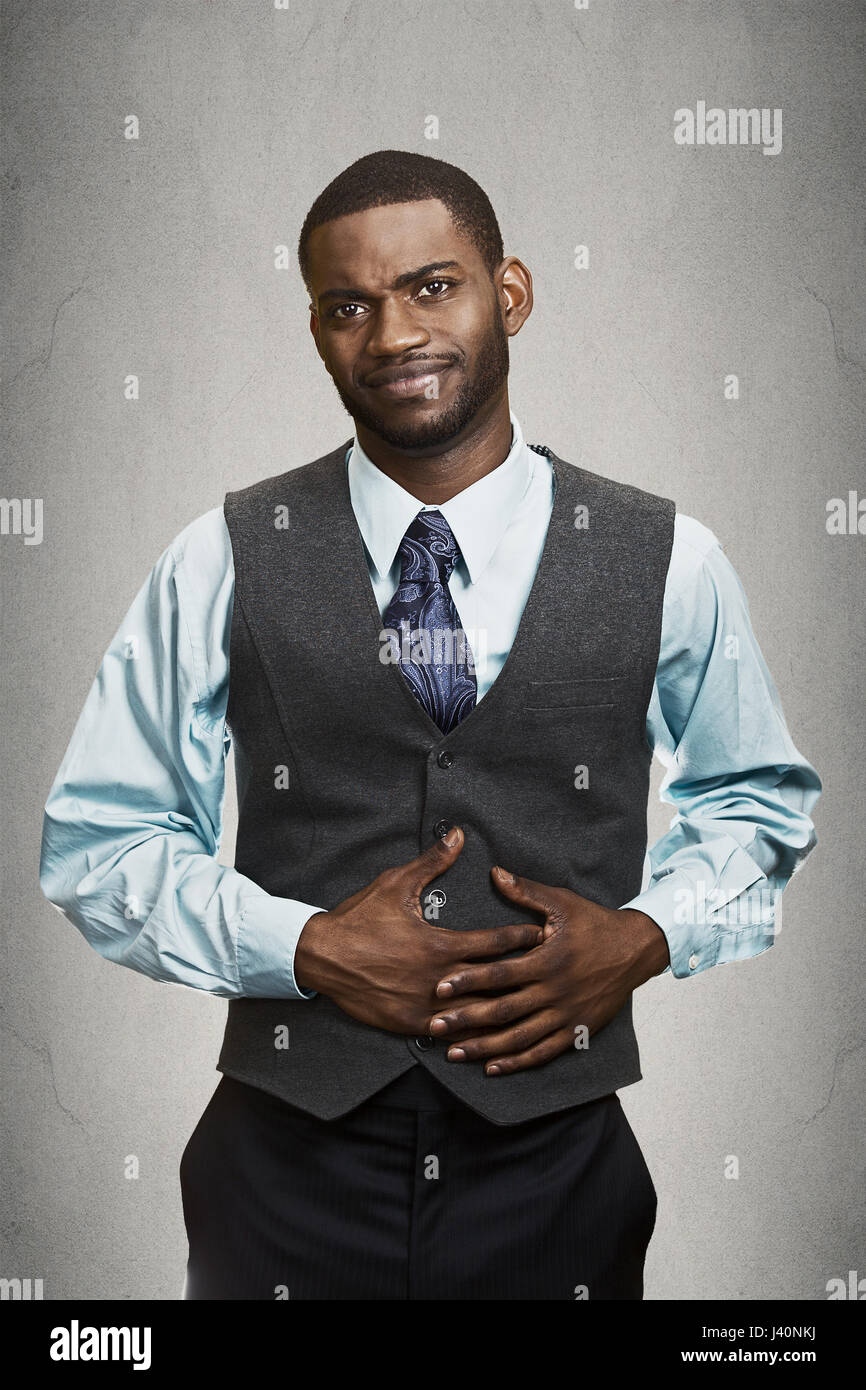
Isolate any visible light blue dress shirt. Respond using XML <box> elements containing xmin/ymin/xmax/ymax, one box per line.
<box><xmin>39</xmin><ymin>412</ymin><xmax>821</xmax><ymax>1002</ymax></box>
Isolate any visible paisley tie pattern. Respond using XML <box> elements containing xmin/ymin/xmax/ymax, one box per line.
<box><xmin>382</xmin><ymin>510</ymin><xmax>477</xmax><ymax>733</ymax></box>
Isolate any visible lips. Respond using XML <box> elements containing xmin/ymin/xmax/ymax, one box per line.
<box><xmin>365</xmin><ymin>361</ymin><xmax>453</xmax><ymax>399</ymax></box>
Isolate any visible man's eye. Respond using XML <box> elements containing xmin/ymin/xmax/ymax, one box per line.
<box><xmin>418</xmin><ymin>279</ymin><xmax>451</xmax><ymax>297</ymax></box>
<box><xmin>331</xmin><ymin>303</ymin><xmax>364</xmax><ymax>319</ymax></box>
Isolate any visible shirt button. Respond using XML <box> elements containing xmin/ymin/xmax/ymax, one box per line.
<box><xmin>688</xmin><ymin>954</ymin><xmax>699</xmax><ymax>971</ymax></box>
<box><xmin>433</xmin><ymin>819</ymin><xmax>450</xmax><ymax>839</ymax></box>
<box><xmin>437</xmin><ymin>750</ymin><xmax>454</xmax><ymax>769</ymax></box>
<box><xmin>414</xmin><ymin>1035</ymin><xmax>435</xmax><ymax>1051</ymax></box>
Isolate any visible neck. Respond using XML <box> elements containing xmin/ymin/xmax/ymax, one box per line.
<box><xmin>353</xmin><ymin>391</ymin><xmax>513</xmax><ymax>504</ymax></box>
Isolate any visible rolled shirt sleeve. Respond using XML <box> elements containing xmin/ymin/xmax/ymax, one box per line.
<box><xmin>621</xmin><ymin>514</ymin><xmax>822</xmax><ymax>978</ymax></box>
<box><xmin>39</xmin><ymin>507</ymin><xmax>321</xmax><ymax>1000</ymax></box>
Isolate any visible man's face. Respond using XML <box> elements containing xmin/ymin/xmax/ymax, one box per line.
<box><xmin>306</xmin><ymin>198</ymin><xmax>510</xmax><ymax>450</ymax></box>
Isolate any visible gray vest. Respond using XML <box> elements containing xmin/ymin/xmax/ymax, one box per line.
<box><xmin>217</xmin><ymin>439</ymin><xmax>675</xmax><ymax>1124</ymax></box>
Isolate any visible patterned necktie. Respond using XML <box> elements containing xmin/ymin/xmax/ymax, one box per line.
<box><xmin>382</xmin><ymin>510</ymin><xmax>477</xmax><ymax>733</ymax></box>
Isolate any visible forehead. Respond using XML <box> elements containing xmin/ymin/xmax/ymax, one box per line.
<box><xmin>306</xmin><ymin>198</ymin><xmax>482</xmax><ymax>293</ymax></box>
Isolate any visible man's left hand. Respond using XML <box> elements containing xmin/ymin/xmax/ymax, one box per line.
<box><xmin>426</xmin><ymin>866</ymin><xmax>670</xmax><ymax>1075</ymax></box>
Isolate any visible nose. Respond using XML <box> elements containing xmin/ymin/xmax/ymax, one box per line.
<box><xmin>365</xmin><ymin>295</ymin><xmax>430</xmax><ymax>360</ymax></box>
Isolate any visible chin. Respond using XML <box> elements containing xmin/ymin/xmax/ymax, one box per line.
<box><xmin>340</xmin><ymin>386</ymin><xmax>477</xmax><ymax>452</ymax></box>
<box><xmin>372</xmin><ymin>413</ymin><xmax>470</xmax><ymax>451</ymax></box>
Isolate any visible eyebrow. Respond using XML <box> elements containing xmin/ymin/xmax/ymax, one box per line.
<box><xmin>316</xmin><ymin>261</ymin><xmax>462</xmax><ymax>304</ymax></box>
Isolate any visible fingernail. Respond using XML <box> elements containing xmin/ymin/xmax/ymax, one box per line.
<box><xmin>486</xmin><ymin>1064</ymin><xmax>501</xmax><ymax>1076</ymax></box>
<box><xmin>447</xmin><ymin>1047</ymin><xmax>466</xmax><ymax>1061</ymax></box>
<box><xmin>444</xmin><ymin>826</ymin><xmax>460</xmax><ymax>847</ymax></box>
<box><xmin>435</xmin><ymin>980</ymin><xmax>454</xmax><ymax>997</ymax></box>
<box><xmin>494</xmin><ymin>866</ymin><xmax>515</xmax><ymax>884</ymax></box>
<box><xmin>430</xmin><ymin>1017</ymin><xmax>448</xmax><ymax>1033</ymax></box>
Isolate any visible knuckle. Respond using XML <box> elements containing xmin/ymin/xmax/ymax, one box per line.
<box><xmin>491</xmin><ymin>995</ymin><xmax>515</xmax><ymax>1024</ymax></box>
<box><xmin>486</xmin><ymin>962</ymin><xmax>510</xmax><ymax>991</ymax></box>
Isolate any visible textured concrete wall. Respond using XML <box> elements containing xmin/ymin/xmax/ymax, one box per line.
<box><xmin>2</xmin><ymin>0</ymin><xmax>863</xmax><ymax>1299</ymax></box>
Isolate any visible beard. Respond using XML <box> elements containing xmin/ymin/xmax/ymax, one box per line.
<box><xmin>330</xmin><ymin>310</ymin><xmax>510</xmax><ymax>451</ymax></box>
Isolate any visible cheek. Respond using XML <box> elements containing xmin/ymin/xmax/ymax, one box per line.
<box><xmin>322</xmin><ymin>342</ymin><xmax>356</xmax><ymax>383</ymax></box>
<box><xmin>451</xmin><ymin>309</ymin><xmax>485</xmax><ymax>348</ymax></box>
<box><xmin>462</xmin><ymin>321</ymin><xmax>501</xmax><ymax>369</ymax></box>
<box><xmin>436</xmin><ymin>297</ymin><xmax>483</xmax><ymax>343</ymax></box>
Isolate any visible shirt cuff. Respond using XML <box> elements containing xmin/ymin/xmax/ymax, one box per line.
<box><xmin>620</xmin><ymin>851</ymin><xmax>775</xmax><ymax>980</ymax></box>
<box><xmin>236</xmin><ymin>894</ymin><xmax>323</xmax><ymax>999</ymax></box>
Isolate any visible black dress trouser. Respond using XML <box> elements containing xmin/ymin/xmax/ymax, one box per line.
<box><xmin>180</xmin><ymin>1065</ymin><xmax>657</xmax><ymax>1301</ymax></box>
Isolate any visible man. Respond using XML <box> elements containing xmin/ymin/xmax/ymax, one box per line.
<box><xmin>40</xmin><ymin>149</ymin><xmax>821</xmax><ymax>1301</ymax></box>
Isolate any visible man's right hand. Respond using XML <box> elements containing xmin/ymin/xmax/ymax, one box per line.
<box><xmin>293</xmin><ymin>827</ymin><xmax>544</xmax><ymax>1036</ymax></box>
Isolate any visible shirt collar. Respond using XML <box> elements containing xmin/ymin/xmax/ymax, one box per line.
<box><xmin>346</xmin><ymin>410</ymin><xmax>534</xmax><ymax>584</ymax></box>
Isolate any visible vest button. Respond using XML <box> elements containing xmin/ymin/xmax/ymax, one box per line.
<box><xmin>414</xmin><ymin>1035</ymin><xmax>435</xmax><ymax>1051</ymax></box>
<box><xmin>437</xmin><ymin>750</ymin><xmax>454</xmax><ymax>769</ymax></box>
<box><xmin>433</xmin><ymin>819</ymin><xmax>450</xmax><ymax>839</ymax></box>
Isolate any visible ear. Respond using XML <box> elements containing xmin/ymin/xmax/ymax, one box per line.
<box><xmin>497</xmin><ymin>256</ymin><xmax>533</xmax><ymax>338</ymax></box>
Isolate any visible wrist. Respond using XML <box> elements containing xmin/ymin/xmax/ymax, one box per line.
<box><xmin>619</xmin><ymin>907</ymin><xmax>670</xmax><ymax>984</ymax></box>
<box><xmin>294</xmin><ymin>911</ymin><xmax>333</xmax><ymax>995</ymax></box>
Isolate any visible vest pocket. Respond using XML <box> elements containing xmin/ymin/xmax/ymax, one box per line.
<box><xmin>523</xmin><ymin>676</ymin><xmax>625</xmax><ymax>710</ymax></box>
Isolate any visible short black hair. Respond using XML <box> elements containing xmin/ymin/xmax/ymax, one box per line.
<box><xmin>297</xmin><ymin>149</ymin><xmax>504</xmax><ymax>297</ymax></box>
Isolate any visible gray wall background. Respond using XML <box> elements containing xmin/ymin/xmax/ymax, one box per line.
<box><xmin>2</xmin><ymin>0</ymin><xmax>863</xmax><ymax>1300</ymax></box>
